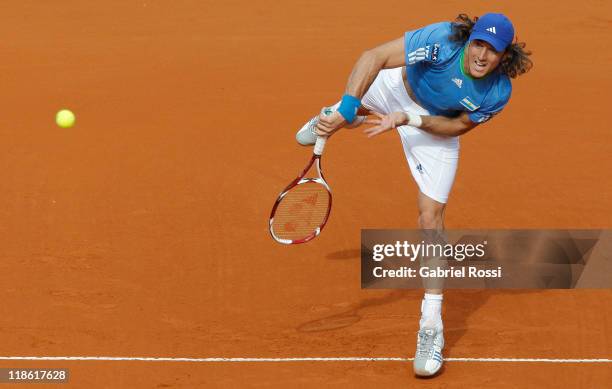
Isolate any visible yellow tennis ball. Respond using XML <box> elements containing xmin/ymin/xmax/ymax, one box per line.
<box><xmin>56</xmin><ymin>109</ymin><xmax>75</xmax><ymax>128</ymax></box>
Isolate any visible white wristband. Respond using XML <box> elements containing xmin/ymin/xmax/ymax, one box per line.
<box><xmin>407</xmin><ymin>112</ymin><xmax>422</xmax><ymax>128</ymax></box>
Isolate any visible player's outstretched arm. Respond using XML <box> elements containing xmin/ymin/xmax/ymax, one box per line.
<box><xmin>344</xmin><ymin>37</ymin><xmax>406</xmax><ymax>99</ymax></box>
<box><xmin>364</xmin><ymin>111</ymin><xmax>478</xmax><ymax>138</ymax></box>
<box><xmin>316</xmin><ymin>38</ymin><xmax>405</xmax><ymax>136</ymax></box>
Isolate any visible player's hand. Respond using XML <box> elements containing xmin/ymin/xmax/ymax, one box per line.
<box><xmin>315</xmin><ymin>110</ymin><xmax>347</xmax><ymax>137</ymax></box>
<box><xmin>363</xmin><ymin>111</ymin><xmax>408</xmax><ymax>138</ymax></box>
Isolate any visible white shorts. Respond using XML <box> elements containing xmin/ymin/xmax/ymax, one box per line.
<box><xmin>360</xmin><ymin>67</ymin><xmax>460</xmax><ymax>204</ymax></box>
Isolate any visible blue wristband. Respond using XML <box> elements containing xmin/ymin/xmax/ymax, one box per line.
<box><xmin>337</xmin><ymin>94</ymin><xmax>361</xmax><ymax>123</ymax></box>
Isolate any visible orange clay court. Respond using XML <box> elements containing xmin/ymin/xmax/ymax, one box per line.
<box><xmin>0</xmin><ymin>1</ymin><xmax>610</xmax><ymax>388</ymax></box>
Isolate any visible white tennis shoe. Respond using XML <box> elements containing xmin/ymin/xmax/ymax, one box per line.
<box><xmin>413</xmin><ymin>327</ymin><xmax>444</xmax><ymax>377</ymax></box>
<box><xmin>295</xmin><ymin>103</ymin><xmax>366</xmax><ymax>146</ymax></box>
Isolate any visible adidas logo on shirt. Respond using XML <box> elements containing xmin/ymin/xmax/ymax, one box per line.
<box><xmin>486</xmin><ymin>27</ymin><xmax>496</xmax><ymax>34</ymax></box>
<box><xmin>452</xmin><ymin>78</ymin><xmax>463</xmax><ymax>88</ymax></box>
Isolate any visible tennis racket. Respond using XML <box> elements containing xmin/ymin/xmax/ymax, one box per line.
<box><xmin>269</xmin><ymin>135</ymin><xmax>332</xmax><ymax>245</ymax></box>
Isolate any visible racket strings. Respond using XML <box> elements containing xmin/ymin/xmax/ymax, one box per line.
<box><xmin>271</xmin><ymin>182</ymin><xmax>330</xmax><ymax>240</ymax></box>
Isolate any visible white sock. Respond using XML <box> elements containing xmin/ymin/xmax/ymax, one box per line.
<box><xmin>419</xmin><ymin>293</ymin><xmax>443</xmax><ymax>330</ymax></box>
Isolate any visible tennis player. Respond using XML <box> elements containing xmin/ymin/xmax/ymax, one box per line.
<box><xmin>296</xmin><ymin>13</ymin><xmax>532</xmax><ymax>376</ymax></box>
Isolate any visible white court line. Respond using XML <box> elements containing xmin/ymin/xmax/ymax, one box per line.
<box><xmin>0</xmin><ymin>356</ymin><xmax>609</xmax><ymax>363</ymax></box>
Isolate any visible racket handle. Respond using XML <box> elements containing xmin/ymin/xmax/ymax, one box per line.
<box><xmin>314</xmin><ymin>136</ymin><xmax>327</xmax><ymax>156</ymax></box>
<box><xmin>313</xmin><ymin>107</ymin><xmax>332</xmax><ymax>155</ymax></box>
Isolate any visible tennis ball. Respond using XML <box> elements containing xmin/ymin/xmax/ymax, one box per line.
<box><xmin>56</xmin><ymin>109</ymin><xmax>75</xmax><ymax>128</ymax></box>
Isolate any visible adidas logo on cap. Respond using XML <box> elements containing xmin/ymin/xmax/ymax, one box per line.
<box><xmin>470</xmin><ymin>14</ymin><xmax>514</xmax><ymax>51</ymax></box>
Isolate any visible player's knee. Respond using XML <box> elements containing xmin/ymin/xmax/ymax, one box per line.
<box><xmin>418</xmin><ymin>211</ymin><xmax>443</xmax><ymax>230</ymax></box>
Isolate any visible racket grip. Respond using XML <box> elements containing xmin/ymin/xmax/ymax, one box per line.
<box><xmin>314</xmin><ymin>136</ymin><xmax>327</xmax><ymax>156</ymax></box>
<box><xmin>313</xmin><ymin>107</ymin><xmax>332</xmax><ymax>155</ymax></box>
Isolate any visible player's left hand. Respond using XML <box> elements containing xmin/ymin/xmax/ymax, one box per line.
<box><xmin>315</xmin><ymin>110</ymin><xmax>347</xmax><ymax>137</ymax></box>
<box><xmin>363</xmin><ymin>111</ymin><xmax>407</xmax><ymax>138</ymax></box>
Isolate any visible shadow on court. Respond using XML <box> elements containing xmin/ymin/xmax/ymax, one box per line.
<box><xmin>305</xmin><ymin>249</ymin><xmax>544</xmax><ymax>358</ymax></box>
<box><xmin>325</xmin><ymin>249</ymin><xmax>361</xmax><ymax>260</ymax></box>
<box><xmin>296</xmin><ymin>289</ymin><xmax>411</xmax><ymax>333</ymax></box>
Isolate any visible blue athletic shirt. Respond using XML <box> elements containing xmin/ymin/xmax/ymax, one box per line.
<box><xmin>404</xmin><ymin>22</ymin><xmax>512</xmax><ymax>123</ymax></box>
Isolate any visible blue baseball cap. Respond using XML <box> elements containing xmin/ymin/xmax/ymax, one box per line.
<box><xmin>469</xmin><ymin>13</ymin><xmax>515</xmax><ymax>52</ymax></box>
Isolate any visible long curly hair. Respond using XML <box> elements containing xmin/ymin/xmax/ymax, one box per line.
<box><xmin>449</xmin><ymin>14</ymin><xmax>533</xmax><ymax>78</ymax></box>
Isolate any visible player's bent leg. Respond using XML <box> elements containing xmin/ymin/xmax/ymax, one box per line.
<box><xmin>295</xmin><ymin>102</ymin><xmax>366</xmax><ymax>146</ymax></box>
<box><xmin>296</xmin><ymin>67</ymin><xmax>399</xmax><ymax>146</ymax></box>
